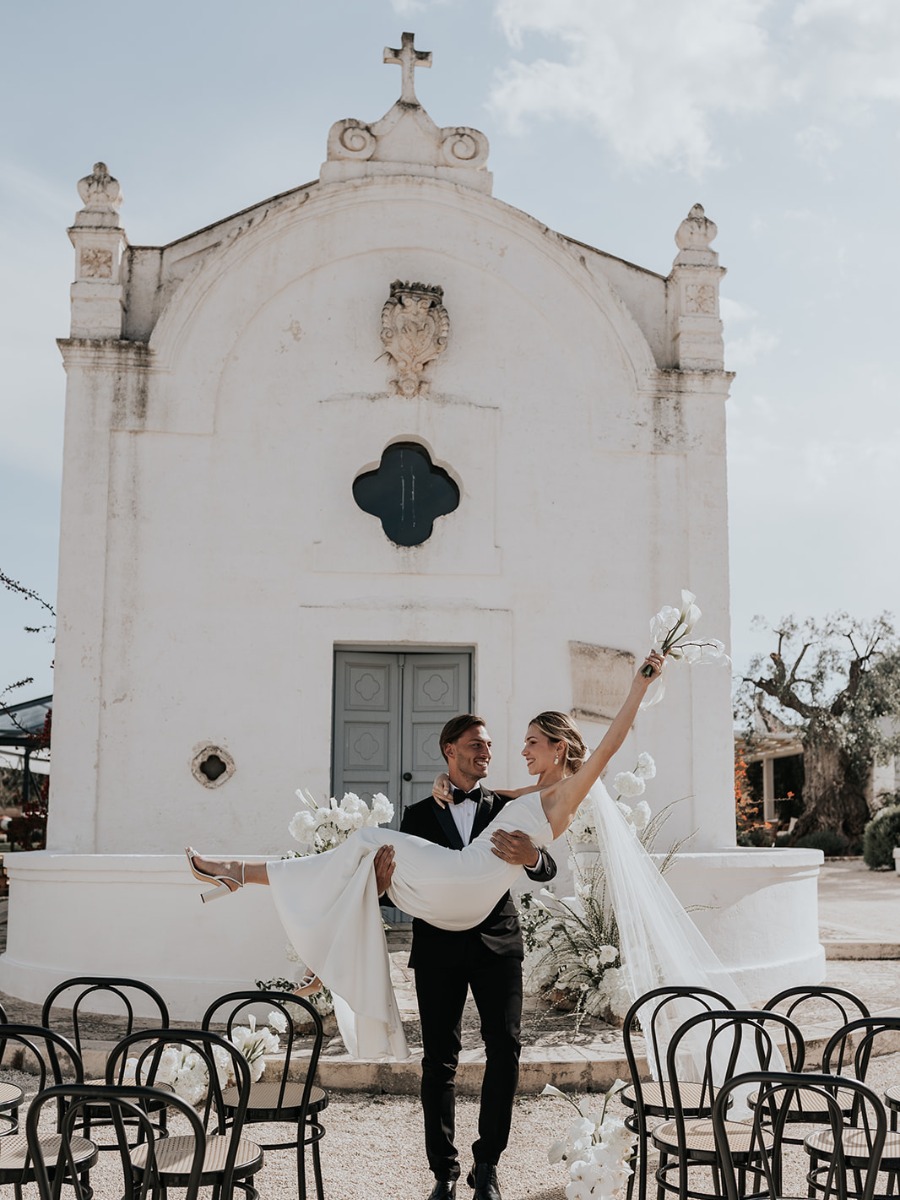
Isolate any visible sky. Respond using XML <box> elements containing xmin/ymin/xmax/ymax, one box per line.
<box><xmin>1</xmin><ymin>0</ymin><xmax>899</xmax><ymax>701</ymax></box>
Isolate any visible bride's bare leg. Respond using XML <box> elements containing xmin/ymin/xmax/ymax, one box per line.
<box><xmin>188</xmin><ymin>852</ymin><xmax>270</xmax><ymax>885</ymax></box>
<box><xmin>539</xmin><ymin>652</ymin><xmax>664</xmax><ymax>839</ymax></box>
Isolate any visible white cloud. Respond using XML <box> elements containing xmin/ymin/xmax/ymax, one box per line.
<box><xmin>389</xmin><ymin>0</ymin><xmax>450</xmax><ymax>14</ymax></box>
<box><xmin>794</xmin><ymin>123</ymin><xmax>841</xmax><ymax>172</ymax></box>
<box><xmin>488</xmin><ymin>0</ymin><xmax>778</xmax><ymax>174</ymax></box>
<box><xmin>792</xmin><ymin>0</ymin><xmax>900</xmax><ymax>107</ymax></box>
<box><xmin>725</xmin><ymin>327</ymin><xmax>781</xmax><ymax>369</ymax></box>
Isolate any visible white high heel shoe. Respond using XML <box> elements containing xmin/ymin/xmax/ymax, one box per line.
<box><xmin>185</xmin><ymin>848</ymin><xmax>244</xmax><ymax>903</ymax></box>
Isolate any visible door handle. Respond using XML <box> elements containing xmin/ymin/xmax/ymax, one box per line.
<box><xmin>402</xmin><ymin>772</ymin><xmax>413</xmax><ymax>782</ymax></box>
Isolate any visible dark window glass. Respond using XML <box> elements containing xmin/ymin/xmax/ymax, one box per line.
<box><xmin>353</xmin><ymin>442</ymin><xmax>459</xmax><ymax>547</ymax></box>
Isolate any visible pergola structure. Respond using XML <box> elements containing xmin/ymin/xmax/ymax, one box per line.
<box><xmin>0</xmin><ymin>696</ymin><xmax>51</xmax><ymax>845</ymax></box>
<box><xmin>737</xmin><ymin>730</ymin><xmax>804</xmax><ymax>824</ymax></box>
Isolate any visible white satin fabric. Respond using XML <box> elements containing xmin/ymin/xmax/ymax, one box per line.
<box><xmin>266</xmin><ymin>793</ymin><xmax>554</xmax><ymax>1060</ymax></box>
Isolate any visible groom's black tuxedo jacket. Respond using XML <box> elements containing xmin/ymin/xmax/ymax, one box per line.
<box><xmin>399</xmin><ymin>789</ymin><xmax>557</xmax><ymax>969</ymax></box>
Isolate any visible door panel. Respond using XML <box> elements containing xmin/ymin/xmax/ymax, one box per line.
<box><xmin>333</xmin><ymin>648</ymin><xmax>472</xmax><ymax>923</ymax></box>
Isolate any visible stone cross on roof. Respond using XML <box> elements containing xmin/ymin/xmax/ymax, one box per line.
<box><xmin>322</xmin><ymin>32</ymin><xmax>491</xmax><ymax>194</ymax></box>
<box><xmin>383</xmin><ymin>32</ymin><xmax>431</xmax><ymax>105</ymax></box>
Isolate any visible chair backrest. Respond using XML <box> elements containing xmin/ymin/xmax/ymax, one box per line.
<box><xmin>201</xmin><ymin>989</ymin><xmax>325</xmax><ymax>1114</ymax></box>
<box><xmin>0</xmin><ymin>1024</ymin><xmax>84</xmax><ymax>1093</ymax></box>
<box><xmin>666</xmin><ymin>1009</ymin><xmax>805</xmax><ymax>1125</ymax></box>
<box><xmin>106</xmin><ymin>1027</ymin><xmax>253</xmax><ymax>1190</ymax></box>
<box><xmin>41</xmin><ymin>976</ymin><xmax>170</xmax><ymax>1060</ymax></box>
<box><xmin>822</xmin><ymin>1015</ymin><xmax>900</xmax><ymax>1082</ymax></box>
<box><xmin>623</xmin><ymin>985</ymin><xmax>736</xmax><ymax>1112</ymax></box>
<box><xmin>712</xmin><ymin>1071</ymin><xmax>887</xmax><ymax>1200</ymax></box>
<box><xmin>764</xmin><ymin>985</ymin><xmax>870</xmax><ymax>1071</ymax></box>
<box><xmin>27</xmin><ymin>1083</ymin><xmax>206</xmax><ymax>1200</ymax></box>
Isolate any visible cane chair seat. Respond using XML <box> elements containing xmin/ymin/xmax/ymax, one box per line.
<box><xmin>805</xmin><ymin>1126</ymin><xmax>900</xmax><ymax>1164</ymax></box>
<box><xmin>0</xmin><ymin>1132</ymin><xmax>97</xmax><ymax>1172</ymax></box>
<box><xmin>622</xmin><ymin>1081</ymin><xmax>710</xmax><ymax>1115</ymax></box>
<box><xmin>654</xmin><ymin>1117</ymin><xmax>774</xmax><ymax>1162</ymax></box>
<box><xmin>884</xmin><ymin>1084</ymin><xmax>900</xmax><ymax>1107</ymax></box>
<box><xmin>223</xmin><ymin>1080</ymin><xmax>328</xmax><ymax>1118</ymax></box>
<box><xmin>749</xmin><ymin>1082</ymin><xmax>858</xmax><ymax>1120</ymax></box>
<box><xmin>131</xmin><ymin>1133</ymin><xmax>263</xmax><ymax>1183</ymax></box>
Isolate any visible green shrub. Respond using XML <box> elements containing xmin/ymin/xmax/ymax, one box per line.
<box><xmin>863</xmin><ymin>804</ymin><xmax>900</xmax><ymax>870</ymax></box>
<box><xmin>793</xmin><ymin>829</ymin><xmax>852</xmax><ymax>857</ymax></box>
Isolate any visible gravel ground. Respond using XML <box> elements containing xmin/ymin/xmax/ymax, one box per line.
<box><xmin>12</xmin><ymin>1052</ymin><xmax>900</xmax><ymax>1200</ymax></box>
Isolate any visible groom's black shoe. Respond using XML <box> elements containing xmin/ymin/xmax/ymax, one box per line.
<box><xmin>467</xmin><ymin>1164</ymin><xmax>501</xmax><ymax>1200</ymax></box>
<box><xmin>427</xmin><ymin>1181</ymin><xmax>456</xmax><ymax>1200</ymax></box>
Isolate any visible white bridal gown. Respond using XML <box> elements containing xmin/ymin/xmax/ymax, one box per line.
<box><xmin>267</xmin><ymin>791</ymin><xmax>554</xmax><ymax>1061</ymax></box>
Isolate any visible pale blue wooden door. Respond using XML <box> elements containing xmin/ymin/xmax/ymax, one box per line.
<box><xmin>332</xmin><ymin>649</ymin><xmax>472</xmax><ymax>921</ymax></box>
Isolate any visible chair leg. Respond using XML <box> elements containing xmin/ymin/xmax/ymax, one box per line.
<box><xmin>297</xmin><ymin>1134</ymin><xmax>308</xmax><ymax>1200</ymax></box>
<box><xmin>312</xmin><ymin>1134</ymin><xmax>326</xmax><ymax>1200</ymax></box>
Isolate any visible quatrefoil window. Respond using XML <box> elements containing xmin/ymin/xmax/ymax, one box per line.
<box><xmin>353</xmin><ymin>443</ymin><xmax>459</xmax><ymax>547</ymax></box>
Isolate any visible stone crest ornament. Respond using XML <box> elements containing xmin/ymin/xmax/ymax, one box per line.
<box><xmin>380</xmin><ymin>280</ymin><xmax>450</xmax><ymax>397</ymax></box>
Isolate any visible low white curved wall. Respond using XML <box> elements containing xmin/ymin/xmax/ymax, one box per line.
<box><xmin>0</xmin><ymin>847</ymin><xmax>823</xmax><ymax>1020</ymax></box>
<box><xmin>660</xmin><ymin>847</ymin><xmax>825</xmax><ymax>999</ymax></box>
<box><xmin>0</xmin><ymin>853</ymin><xmax>295</xmax><ymax>1019</ymax></box>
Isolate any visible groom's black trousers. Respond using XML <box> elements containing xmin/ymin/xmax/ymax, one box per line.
<box><xmin>414</xmin><ymin>937</ymin><xmax>523</xmax><ymax>1180</ymax></box>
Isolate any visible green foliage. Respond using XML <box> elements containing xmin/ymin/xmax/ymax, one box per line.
<box><xmin>734</xmin><ymin>613</ymin><xmax>900</xmax><ymax>839</ymax></box>
<box><xmin>862</xmin><ymin>803</ymin><xmax>900</xmax><ymax>870</ymax></box>
<box><xmin>793</xmin><ymin>830</ymin><xmax>854</xmax><ymax>857</ymax></box>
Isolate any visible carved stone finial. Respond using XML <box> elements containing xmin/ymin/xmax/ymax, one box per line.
<box><xmin>380</xmin><ymin>280</ymin><xmax>450</xmax><ymax>398</ymax></box>
<box><xmin>384</xmin><ymin>32</ymin><xmax>432</xmax><ymax>106</ymax></box>
<box><xmin>669</xmin><ymin>203</ymin><xmax>725</xmax><ymax>370</ymax></box>
<box><xmin>675</xmin><ymin>203</ymin><xmax>718</xmax><ymax>254</ymax></box>
<box><xmin>77</xmin><ymin>163</ymin><xmax>122</xmax><ymax>214</ymax></box>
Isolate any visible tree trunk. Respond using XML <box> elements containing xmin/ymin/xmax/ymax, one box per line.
<box><xmin>792</xmin><ymin>722</ymin><xmax>869</xmax><ymax>842</ymax></box>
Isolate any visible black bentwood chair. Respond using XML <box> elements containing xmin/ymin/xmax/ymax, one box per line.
<box><xmin>0</xmin><ymin>1025</ymin><xmax>96</xmax><ymax>1199</ymax></box>
<box><xmin>651</xmin><ymin>1008</ymin><xmax>805</xmax><ymax>1200</ymax></box>
<box><xmin>621</xmin><ymin>985</ymin><xmax>736</xmax><ymax>1200</ymax></box>
<box><xmin>107</xmin><ymin>1028</ymin><xmax>264</xmax><ymax>1200</ymax></box>
<box><xmin>202</xmin><ymin>989</ymin><xmax>329</xmax><ymax>1200</ymax></box>
<box><xmin>0</xmin><ymin>1000</ymin><xmax>23</xmax><ymax>1137</ymax></box>
<box><xmin>27</xmin><ymin>1084</ymin><xmax>206</xmax><ymax>1200</ymax></box>
<box><xmin>818</xmin><ymin>1016</ymin><xmax>900</xmax><ymax>1185</ymax></box>
<box><xmin>41</xmin><ymin>975</ymin><xmax>172</xmax><ymax>1148</ymax></box>
<box><xmin>713</xmin><ymin>1072</ymin><xmax>887</xmax><ymax>1200</ymax></box>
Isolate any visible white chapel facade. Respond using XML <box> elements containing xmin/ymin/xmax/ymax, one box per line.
<box><xmin>0</xmin><ymin>35</ymin><xmax>823</xmax><ymax>1013</ymax></box>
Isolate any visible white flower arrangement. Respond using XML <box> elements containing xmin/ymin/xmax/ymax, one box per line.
<box><xmin>567</xmin><ymin>753</ymin><xmax>657</xmax><ymax>846</ymax></box>
<box><xmin>522</xmin><ymin>755</ymin><xmax>688</xmax><ymax>1024</ymax></box>
<box><xmin>640</xmin><ymin>590</ymin><xmax>730</xmax><ymax>709</ymax></box>
<box><xmin>123</xmin><ymin>1011</ymin><xmax>285</xmax><ymax>1106</ymax></box>
<box><xmin>544</xmin><ymin>1080</ymin><xmax>636</xmax><ymax>1200</ymax></box>
<box><xmin>289</xmin><ymin>789</ymin><xmax>394</xmax><ymax>854</ymax></box>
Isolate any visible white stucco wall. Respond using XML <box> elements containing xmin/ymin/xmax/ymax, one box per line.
<box><xmin>0</xmin><ymin>93</ymin><xmax>822</xmax><ymax>1012</ymax></box>
<box><xmin>49</xmin><ymin>176</ymin><xmax>735</xmax><ymax>857</ymax></box>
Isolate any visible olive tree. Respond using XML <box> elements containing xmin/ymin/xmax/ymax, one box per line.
<box><xmin>735</xmin><ymin>613</ymin><xmax>900</xmax><ymax>841</ymax></box>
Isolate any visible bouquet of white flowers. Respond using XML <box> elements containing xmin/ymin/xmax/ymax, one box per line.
<box><xmin>123</xmin><ymin>1012</ymin><xmax>285</xmax><ymax>1106</ymax></box>
<box><xmin>288</xmin><ymin>789</ymin><xmax>394</xmax><ymax>854</ymax></box>
<box><xmin>522</xmin><ymin>755</ymin><xmax>690</xmax><ymax>1024</ymax></box>
<box><xmin>544</xmin><ymin>1080</ymin><xmax>636</xmax><ymax>1200</ymax></box>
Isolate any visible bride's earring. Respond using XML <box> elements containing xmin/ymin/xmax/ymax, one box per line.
<box><xmin>553</xmin><ymin>754</ymin><xmax>559</xmax><ymax>765</ymax></box>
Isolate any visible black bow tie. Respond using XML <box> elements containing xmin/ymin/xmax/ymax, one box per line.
<box><xmin>452</xmin><ymin>787</ymin><xmax>480</xmax><ymax>805</ymax></box>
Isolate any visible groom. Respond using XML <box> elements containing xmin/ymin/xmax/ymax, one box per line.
<box><xmin>375</xmin><ymin>714</ymin><xmax>556</xmax><ymax>1200</ymax></box>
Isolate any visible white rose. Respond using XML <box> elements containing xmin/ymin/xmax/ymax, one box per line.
<box><xmin>613</xmin><ymin>771</ymin><xmax>645</xmax><ymax>798</ymax></box>
<box><xmin>268</xmin><ymin>1009</ymin><xmax>288</xmax><ymax>1033</ymax></box>
<box><xmin>631</xmin><ymin>800</ymin><xmax>651</xmax><ymax>831</ymax></box>
<box><xmin>634</xmin><ymin>752</ymin><xmax>656</xmax><ymax>780</ymax></box>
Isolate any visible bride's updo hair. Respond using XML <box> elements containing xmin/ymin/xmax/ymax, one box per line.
<box><xmin>528</xmin><ymin>711</ymin><xmax>588</xmax><ymax>775</ymax></box>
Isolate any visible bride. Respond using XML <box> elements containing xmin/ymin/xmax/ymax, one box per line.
<box><xmin>187</xmin><ymin>650</ymin><xmax>744</xmax><ymax>1059</ymax></box>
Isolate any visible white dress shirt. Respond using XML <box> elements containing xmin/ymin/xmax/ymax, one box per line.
<box><xmin>448</xmin><ymin>795</ymin><xmax>477</xmax><ymax>845</ymax></box>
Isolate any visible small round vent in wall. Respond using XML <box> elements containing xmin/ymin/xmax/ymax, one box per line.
<box><xmin>191</xmin><ymin>744</ymin><xmax>235</xmax><ymax>788</ymax></box>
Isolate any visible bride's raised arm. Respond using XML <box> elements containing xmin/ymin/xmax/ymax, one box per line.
<box><xmin>538</xmin><ymin>652</ymin><xmax>664</xmax><ymax>839</ymax></box>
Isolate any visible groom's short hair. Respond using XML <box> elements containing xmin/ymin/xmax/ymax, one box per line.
<box><xmin>439</xmin><ymin>713</ymin><xmax>488</xmax><ymax>761</ymax></box>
